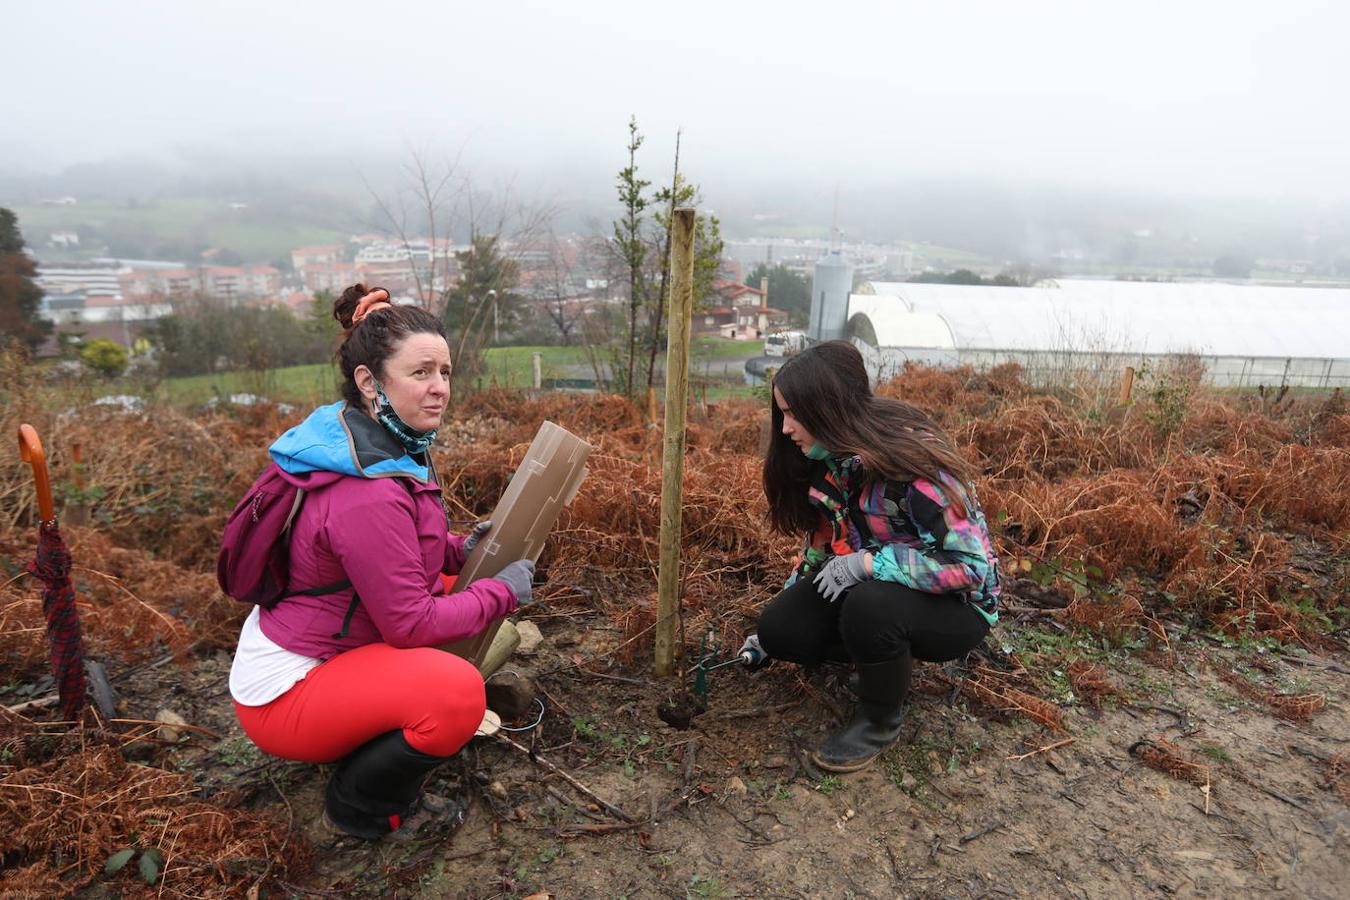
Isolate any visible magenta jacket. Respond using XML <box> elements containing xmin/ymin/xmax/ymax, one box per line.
<box><xmin>256</xmin><ymin>401</ymin><xmax>515</xmax><ymax>659</ymax></box>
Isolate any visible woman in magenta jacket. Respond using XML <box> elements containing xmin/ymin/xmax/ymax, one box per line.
<box><xmin>229</xmin><ymin>284</ymin><xmax>534</xmax><ymax>839</ymax></box>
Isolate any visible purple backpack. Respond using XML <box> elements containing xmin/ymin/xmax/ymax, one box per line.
<box><xmin>217</xmin><ymin>463</ymin><xmax>350</xmax><ymax>607</ymax></box>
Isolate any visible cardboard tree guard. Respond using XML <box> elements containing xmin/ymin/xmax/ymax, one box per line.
<box><xmin>441</xmin><ymin>421</ymin><xmax>592</xmax><ymax>667</ymax></box>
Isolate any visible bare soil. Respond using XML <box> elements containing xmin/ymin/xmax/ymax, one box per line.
<box><xmin>96</xmin><ymin>611</ymin><xmax>1348</xmax><ymax>900</ymax></box>
<box><xmin>3</xmin><ymin>375</ymin><xmax>1346</xmax><ymax>898</ymax></box>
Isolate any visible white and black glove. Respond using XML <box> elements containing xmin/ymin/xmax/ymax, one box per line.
<box><xmin>813</xmin><ymin>551</ymin><xmax>871</xmax><ymax>602</ymax></box>
<box><xmin>463</xmin><ymin>520</ymin><xmax>492</xmax><ymax>554</ymax></box>
<box><xmin>493</xmin><ymin>558</ymin><xmax>535</xmax><ymax>607</ymax></box>
<box><xmin>736</xmin><ymin>633</ymin><xmax>770</xmax><ymax>670</ymax></box>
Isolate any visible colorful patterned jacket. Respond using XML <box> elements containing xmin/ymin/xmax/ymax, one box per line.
<box><xmin>790</xmin><ymin>454</ymin><xmax>1000</xmax><ymax>623</ymax></box>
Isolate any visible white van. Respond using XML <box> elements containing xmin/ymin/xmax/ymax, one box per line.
<box><xmin>764</xmin><ymin>330</ymin><xmax>808</xmax><ymax>358</ymax></box>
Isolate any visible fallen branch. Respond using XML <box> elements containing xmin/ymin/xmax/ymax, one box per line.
<box><xmin>545</xmin><ymin>785</ymin><xmax>608</xmax><ymax>823</ymax></box>
<box><xmin>556</xmin><ymin>821</ymin><xmax>645</xmax><ymax>838</ymax></box>
<box><xmin>1278</xmin><ymin>654</ymin><xmax>1350</xmax><ymax>676</ymax></box>
<box><xmin>108</xmin><ymin>717</ymin><xmax>220</xmax><ymax>740</ymax></box>
<box><xmin>707</xmin><ymin>701</ymin><xmax>800</xmax><ymax>720</ymax></box>
<box><xmin>4</xmin><ymin>694</ymin><xmax>58</xmax><ymax>716</ymax></box>
<box><xmin>682</xmin><ymin>738</ymin><xmax>699</xmax><ymax>786</ymax></box>
<box><xmin>959</xmin><ymin>822</ymin><xmax>1003</xmax><ymax>844</ymax></box>
<box><xmin>1006</xmin><ymin>738</ymin><xmax>1075</xmax><ymax>761</ymax></box>
<box><xmin>495</xmin><ymin>733</ymin><xmax>635</xmax><ymax>822</ymax></box>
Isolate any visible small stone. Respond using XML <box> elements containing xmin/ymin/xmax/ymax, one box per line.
<box><xmin>900</xmin><ymin>772</ymin><xmax>918</xmax><ymax>791</ymax></box>
<box><xmin>725</xmin><ymin>776</ymin><xmax>748</xmax><ymax>797</ymax></box>
<box><xmin>973</xmin><ymin>766</ymin><xmax>988</xmax><ymax>777</ymax></box>
<box><xmin>155</xmin><ymin>709</ymin><xmax>188</xmax><ymax>743</ymax></box>
<box><xmin>515</xmin><ymin>620</ymin><xmax>544</xmax><ymax>654</ymax></box>
<box><xmin>487</xmin><ymin>780</ymin><xmax>508</xmax><ymax>799</ymax></box>
<box><xmin>843</xmin><ymin>808</ymin><xmax>855</xmax><ymax>819</ymax></box>
<box><xmin>763</xmin><ymin>754</ymin><xmax>790</xmax><ymax>769</ymax></box>
<box><xmin>485</xmin><ymin>672</ymin><xmax>538</xmax><ymax>720</ymax></box>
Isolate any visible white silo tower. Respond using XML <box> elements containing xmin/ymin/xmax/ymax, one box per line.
<box><xmin>809</xmin><ymin>250</ymin><xmax>855</xmax><ymax>341</ymax></box>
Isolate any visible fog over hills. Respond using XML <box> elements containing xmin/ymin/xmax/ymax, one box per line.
<box><xmin>6</xmin><ymin>1</ymin><xmax>1349</xmax><ymax>272</ymax></box>
<box><xmin>4</xmin><ymin>150</ymin><xmax>1346</xmax><ymax>276</ymax></box>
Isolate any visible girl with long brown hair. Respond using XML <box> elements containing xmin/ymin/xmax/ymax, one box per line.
<box><xmin>745</xmin><ymin>341</ymin><xmax>1000</xmax><ymax>773</ymax></box>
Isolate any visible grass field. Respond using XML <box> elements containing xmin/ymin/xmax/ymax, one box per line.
<box><xmin>125</xmin><ymin>337</ymin><xmax>764</xmax><ymax>406</ymax></box>
<box><xmin>13</xmin><ymin>199</ymin><xmax>346</xmax><ymax>263</ymax></box>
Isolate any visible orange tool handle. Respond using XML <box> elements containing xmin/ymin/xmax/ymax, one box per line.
<box><xmin>17</xmin><ymin>424</ymin><xmax>55</xmax><ymax>522</ymax></box>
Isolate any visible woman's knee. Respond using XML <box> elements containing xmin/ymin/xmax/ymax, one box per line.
<box><xmin>756</xmin><ymin>590</ymin><xmax>821</xmax><ymax>663</ymax></box>
<box><xmin>755</xmin><ymin>600</ymin><xmax>792</xmax><ymax>656</ymax></box>
<box><xmin>399</xmin><ymin>649</ymin><xmax>486</xmax><ymax>756</ymax></box>
<box><xmin>838</xmin><ymin>583</ymin><xmax>909</xmax><ymax>661</ymax></box>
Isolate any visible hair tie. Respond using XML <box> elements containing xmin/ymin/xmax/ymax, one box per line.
<box><xmin>352</xmin><ymin>288</ymin><xmax>392</xmax><ymax>324</ymax></box>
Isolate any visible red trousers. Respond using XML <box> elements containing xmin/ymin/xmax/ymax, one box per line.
<box><xmin>234</xmin><ymin>642</ymin><xmax>486</xmax><ymax>762</ymax></box>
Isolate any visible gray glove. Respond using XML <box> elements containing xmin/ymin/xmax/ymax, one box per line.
<box><xmin>492</xmin><ymin>558</ymin><xmax>535</xmax><ymax>607</ymax></box>
<box><xmin>462</xmin><ymin>520</ymin><xmax>492</xmax><ymax>554</ymax></box>
<box><xmin>813</xmin><ymin>551</ymin><xmax>871</xmax><ymax>602</ymax></box>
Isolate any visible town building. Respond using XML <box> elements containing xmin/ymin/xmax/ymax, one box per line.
<box><xmin>148</xmin><ymin>265</ymin><xmax>282</xmax><ymax>300</ymax></box>
<box><xmin>35</xmin><ymin>261</ymin><xmax>126</xmax><ymax>297</ymax></box>
<box><xmin>697</xmin><ymin>279</ymin><xmax>787</xmax><ymax>339</ymax></box>
<box><xmin>290</xmin><ymin>244</ymin><xmax>343</xmax><ymax>269</ymax></box>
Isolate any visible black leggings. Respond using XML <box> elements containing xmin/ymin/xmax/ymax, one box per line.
<box><xmin>756</xmin><ymin>577</ymin><xmax>990</xmax><ymax>666</ymax></box>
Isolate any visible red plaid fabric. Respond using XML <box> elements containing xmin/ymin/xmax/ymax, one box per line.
<box><xmin>28</xmin><ymin>521</ymin><xmax>86</xmax><ymax>721</ymax></box>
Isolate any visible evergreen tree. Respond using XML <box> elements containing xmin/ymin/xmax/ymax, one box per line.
<box><xmin>744</xmin><ymin>263</ymin><xmax>809</xmax><ymax>327</ymax></box>
<box><xmin>440</xmin><ymin>234</ymin><xmax>521</xmax><ymax>389</ymax></box>
<box><xmin>609</xmin><ymin>120</ymin><xmax>727</xmax><ymax>397</ymax></box>
<box><xmin>0</xmin><ymin>208</ymin><xmax>52</xmax><ymax>350</ymax></box>
<box><xmin>613</xmin><ymin>116</ymin><xmax>651</xmax><ymax>399</ymax></box>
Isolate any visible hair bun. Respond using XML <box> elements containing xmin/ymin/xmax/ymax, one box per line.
<box><xmin>333</xmin><ymin>283</ymin><xmax>369</xmax><ymax>331</ymax></box>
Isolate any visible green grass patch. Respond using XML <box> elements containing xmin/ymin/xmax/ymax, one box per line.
<box><xmin>156</xmin><ymin>363</ymin><xmax>339</xmax><ymax>407</ymax></box>
<box><xmin>94</xmin><ymin>338</ymin><xmax>766</xmax><ymax>409</ymax></box>
<box><xmin>478</xmin><ymin>345</ymin><xmax>595</xmax><ymax>387</ymax></box>
<box><xmin>13</xmin><ymin>199</ymin><xmax>346</xmax><ymax>264</ymax></box>
<box><xmin>1199</xmin><ymin>745</ymin><xmax>1232</xmax><ymax>762</ymax></box>
<box><xmin>691</xmin><ymin>335</ymin><xmax>764</xmax><ymax>358</ymax></box>
<box><xmin>468</xmin><ymin>338</ymin><xmax>761</xmax><ymax>388</ymax></box>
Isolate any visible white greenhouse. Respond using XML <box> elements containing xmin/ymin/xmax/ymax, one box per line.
<box><xmin>837</xmin><ymin>278</ymin><xmax>1350</xmax><ymax>389</ymax></box>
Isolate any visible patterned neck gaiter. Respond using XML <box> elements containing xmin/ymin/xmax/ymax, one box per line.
<box><xmin>804</xmin><ymin>442</ymin><xmax>832</xmax><ymax>460</ymax></box>
<box><xmin>371</xmin><ymin>378</ymin><xmax>438</xmax><ymax>454</ymax></box>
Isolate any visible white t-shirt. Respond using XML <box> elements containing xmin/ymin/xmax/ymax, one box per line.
<box><xmin>229</xmin><ymin>605</ymin><xmax>323</xmax><ymax>706</ymax></box>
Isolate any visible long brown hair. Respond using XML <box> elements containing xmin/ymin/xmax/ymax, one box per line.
<box><xmin>763</xmin><ymin>340</ymin><xmax>975</xmax><ymax>535</ymax></box>
<box><xmin>332</xmin><ymin>284</ymin><xmax>447</xmax><ymax>408</ymax></box>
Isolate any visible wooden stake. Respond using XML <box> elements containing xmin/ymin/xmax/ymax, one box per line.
<box><xmin>655</xmin><ymin>208</ymin><xmax>696</xmax><ymax>678</ymax></box>
<box><xmin>1117</xmin><ymin>365</ymin><xmax>1136</xmax><ymax>406</ymax></box>
<box><xmin>531</xmin><ymin>352</ymin><xmax>542</xmax><ymax>390</ymax></box>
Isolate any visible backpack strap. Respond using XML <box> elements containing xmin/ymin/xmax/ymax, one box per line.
<box><xmin>279</xmin><ymin>483</ymin><xmax>362</xmax><ymax>637</ymax></box>
<box><xmin>293</xmin><ymin>579</ymin><xmax>352</xmax><ymax>596</ymax></box>
<box><xmin>330</xmin><ymin>590</ymin><xmax>361</xmax><ymax>640</ymax></box>
<box><xmin>283</xmin><ymin>578</ymin><xmax>361</xmax><ymax>639</ymax></box>
<box><xmin>299</xmin><ymin>475</ymin><xmax>420</xmax><ymax>641</ymax></box>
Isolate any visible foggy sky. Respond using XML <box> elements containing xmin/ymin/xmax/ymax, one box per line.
<box><xmin>6</xmin><ymin>0</ymin><xmax>1349</xmax><ymax>201</ymax></box>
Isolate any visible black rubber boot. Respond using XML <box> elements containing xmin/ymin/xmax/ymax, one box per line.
<box><xmin>324</xmin><ymin>730</ymin><xmax>450</xmax><ymax>839</ymax></box>
<box><xmin>811</xmin><ymin>655</ymin><xmax>913</xmax><ymax>773</ymax></box>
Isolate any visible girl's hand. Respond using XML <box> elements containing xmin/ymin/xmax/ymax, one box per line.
<box><xmin>813</xmin><ymin>551</ymin><xmax>873</xmax><ymax>602</ymax></box>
